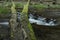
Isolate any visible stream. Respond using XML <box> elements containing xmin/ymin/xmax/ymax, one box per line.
<box><xmin>0</xmin><ymin>13</ymin><xmax>59</xmax><ymax>27</ymax></box>
<box><xmin>0</xmin><ymin>12</ymin><xmax>60</xmax><ymax>40</ymax></box>
<box><xmin>29</xmin><ymin>14</ymin><xmax>59</xmax><ymax>26</ymax></box>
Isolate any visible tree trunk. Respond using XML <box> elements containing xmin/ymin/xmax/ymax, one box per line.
<box><xmin>20</xmin><ymin>13</ymin><xmax>36</xmax><ymax>40</ymax></box>
<box><xmin>9</xmin><ymin>13</ymin><xmax>18</xmax><ymax>40</ymax></box>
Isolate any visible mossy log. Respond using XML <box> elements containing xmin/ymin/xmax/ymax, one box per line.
<box><xmin>9</xmin><ymin>2</ymin><xmax>18</xmax><ymax>40</ymax></box>
<box><xmin>19</xmin><ymin>0</ymin><xmax>36</xmax><ymax>40</ymax></box>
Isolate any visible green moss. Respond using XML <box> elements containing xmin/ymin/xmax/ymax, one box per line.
<box><xmin>0</xmin><ymin>6</ymin><xmax>10</xmax><ymax>14</ymax></box>
<box><xmin>21</xmin><ymin>0</ymin><xmax>36</xmax><ymax>40</ymax></box>
<box><xmin>28</xmin><ymin>22</ymin><xmax>36</xmax><ymax>40</ymax></box>
<box><xmin>0</xmin><ymin>2</ymin><xmax>60</xmax><ymax>14</ymax></box>
<box><xmin>31</xmin><ymin>4</ymin><xmax>48</xmax><ymax>9</ymax></box>
<box><xmin>15</xmin><ymin>2</ymin><xmax>24</xmax><ymax>8</ymax></box>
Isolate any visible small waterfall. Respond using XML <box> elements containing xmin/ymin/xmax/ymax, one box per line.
<box><xmin>29</xmin><ymin>14</ymin><xmax>58</xmax><ymax>26</ymax></box>
<box><xmin>0</xmin><ymin>19</ymin><xmax>9</xmax><ymax>28</ymax></box>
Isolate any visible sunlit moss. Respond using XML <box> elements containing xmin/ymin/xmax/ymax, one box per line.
<box><xmin>22</xmin><ymin>0</ymin><xmax>30</xmax><ymax>13</ymax></box>
<box><xmin>11</xmin><ymin>2</ymin><xmax>16</xmax><ymax>14</ymax></box>
<box><xmin>21</xmin><ymin>0</ymin><xmax>36</xmax><ymax>40</ymax></box>
<box><xmin>10</xmin><ymin>1</ymin><xmax>17</xmax><ymax>39</ymax></box>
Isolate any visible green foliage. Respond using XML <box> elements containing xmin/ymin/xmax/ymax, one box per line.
<box><xmin>0</xmin><ymin>2</ymin><xmax>60</xmax><ymax>14</ymax></box>
<box><xmin>15</xmin><ymin>2</ymin><xmax>24</xmax><ymax>8</ymax></box>
<box><xmin>0</xmin><ymin>6</ymin><xmax>10</xmax><ymax>14</ymax></box>
<box><xmin>31</xmin><ymin>4</ymin><xmax>48</xmax><ymax>9</ymax></box>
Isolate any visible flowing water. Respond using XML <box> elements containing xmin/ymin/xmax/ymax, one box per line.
<box><xmin>29</xmin><ymin>14</ymin><xmax>59</xmax><ymax>26</ymax></box>
<box><xmin>0</xmin><ymin>19</ymin><xmax>10</xmax><ymax>40</ymax></box>
<box><xmin>0</xmin><ymin>12</ymin><xmax>60</xmax><ymax>40</ymax></box>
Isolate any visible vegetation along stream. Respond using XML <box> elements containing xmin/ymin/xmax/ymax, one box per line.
<box><xmin>0</xmin><ymin>0</ymin><xmax>60</xmax><ymax>40</ymax></box>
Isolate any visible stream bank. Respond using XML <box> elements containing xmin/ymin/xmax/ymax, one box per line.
<box><xmin>0</xmin><ymin>7</ymin><xmax>60</xmax><ymax>40</ymax></box>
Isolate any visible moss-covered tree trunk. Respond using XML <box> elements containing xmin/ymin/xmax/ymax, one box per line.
<box><xmin>10</xmin><ymin>13</ymin><xmax>17</xmax><ymax>40</ymax></box>
<box><xmin>9</xmin><ymin>0</ymin><xmax>36</xmax><ymax>40</ymax></box>
<box><xmin>9</xmin><ymin>1</ymin><xmax>25</xmax><ymax>40</ymax></box>
<box><xmin>20</xmin><ymin>0</ymin><xmax>36</xmax><ymax>40</ymax></box>
<box><xmin>9</xmin><ymin>2</ymin><xmax>18</xmax><ymax>40</ymax></box>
